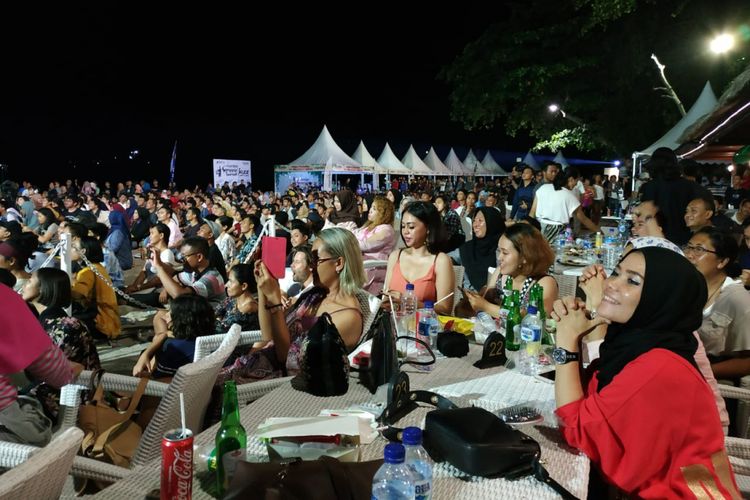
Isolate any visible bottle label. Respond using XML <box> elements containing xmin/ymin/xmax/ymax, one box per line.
<box><xmin>415</xmin><ymin>480</ymin><xmax>431</xmax><ymax>500</ymax></box>
<box><xmin>520</xmin><ymin>325</ymin><xmax>541</xmax><ymax>343</ymax></box>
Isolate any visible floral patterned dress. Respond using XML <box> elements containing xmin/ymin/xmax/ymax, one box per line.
<box><xmin>215</xmin><ymin>287</ymin><xmax>327</xmax><ymax>385</ymax></box>
<box><xmin>214</xmin><ymin>296</ymin><xmax>260</xmax><ymax>334</ymax></box>
<box><xmin>32</xmin><ymin>307</ymin><xmax>101</xmax><ymax>420</ymax></box>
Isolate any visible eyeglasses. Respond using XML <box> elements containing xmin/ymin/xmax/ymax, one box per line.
<box><xmin>311</xmin><ymin>250</ymin><xmax>336</xmax><ymax>267</ymax></box>
<box><xmin>682</xmin><ymin>244</ymin><xmax>717</xmax><ymax>256</ymax></box>
<box><xmin>179</xmin><ymin>252</ymin><xmax>198</xmax><ymax>262</ymax></box>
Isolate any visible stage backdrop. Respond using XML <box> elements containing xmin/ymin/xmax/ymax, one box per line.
<box><xmin>213</xmin><ymin>159</ymin><xmax>252</xmax><ymax>187</ymax></box>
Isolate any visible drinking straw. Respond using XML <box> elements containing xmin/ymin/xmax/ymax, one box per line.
<box><xmin>179</xmin><ymin>392</ymin><xmax>187</xmax><ymax>438</ymax></box>
<box><xmin>434</xmin><ymin>291</ymin><xmax>454</xmax><ymax>306</ymax></box>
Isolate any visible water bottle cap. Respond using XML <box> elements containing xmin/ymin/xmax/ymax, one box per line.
<box><xmin>423</xmin><ymin>300</ymin><xmax>434</xmax><ymax>309</ymax></box>
<box><xmin>406</xmin><ymin>283</ymin><xmax>415</xmax><ymax>291</ymax></box>
<box><xmin>527</xmin><ymin>306</ymin><xmax>538</xmax><ymax>315</ymax></box>
<box><xmin>402</xmin><ymin>426</ymin><xmax>423</xmax><ymax>445</ymax></box>
<box><xmin>383</xmin><ymin>443</ymin><xmax>405</xmax><ymax>463</ymax></box>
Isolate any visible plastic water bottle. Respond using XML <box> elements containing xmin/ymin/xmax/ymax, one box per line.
<box><xmin>416</xmin><ymin>302</ymin><xmax>438</xmax><ymax>371</ymax></box>
<box><xmin>402</xmin><ymin>284</ymin><xmax>417</xmax><ymax>337</ymax></box>
<box><xmin>474</xmin><ymin>311</ymin><xmax>498</xmax><ymax>344</ymax></box>
<box><xmin>371</xmin><ymin>443</ymin><xmax>415</xmax><ymax>500</ymax></box>
<box><xmin>519</xmin><ymin>306</ymin><xmax>543</xmax><ymax>375</ymax></box>
<box><xmin>617</xmin><ymin>215</ymin><xmax>628</xmax><ymax>245</ymax></box>
<box><xmin>403</xmin><ymin>427</ymin><xmax>432</xmax><ymax>500</ymax></box>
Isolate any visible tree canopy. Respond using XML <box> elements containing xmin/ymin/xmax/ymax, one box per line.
<box><xmin>441</xmin><ymin>0</ymin><xmax>749</xmax><ymax>155</ymax></box>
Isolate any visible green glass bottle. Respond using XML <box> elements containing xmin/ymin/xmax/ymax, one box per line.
<box><xmin>532</xmin><ymin>284</ymin><xmax>554</xmax><ymax>345</ymax></box>
<box><xmin>505</xmin><ymin>291</ymin><xmax>522</xmax><ymax>351</ymax></box>
<box><xmin>216</xmin><ymin>381</ymin><xmax>247</xmax><ymax>494</ymax></box>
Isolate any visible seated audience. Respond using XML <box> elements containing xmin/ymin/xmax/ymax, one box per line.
<box><xmin>353</xmin><ymin>196</ymin><xmax>396</xmax><ymax>294</ymax></box>
<box><xmin>70</xmin><ymin>236</ymin><xmax>121</xmax><ymax>340</ymax></box>
<box><xmin>132</xmin><ymin>295</ymin><xmax>215</xmax><ymax>379</ymax></box>
<box><xmin>463</xmin><ymin>223</ymin><xmax>557</xmax><ymax>315</ymax></box>
<box><xmin>552</xmin><ymin>248</ymin><xmax>738</xmax><ymax>497</ymax></box>
<box><xmin>458</xmin><ymin>206</ymin><xmax>505</xmax><ymax>292</ymax></box>
<box><xmin>214</xmin><ymin>263</ymin><xmax>259</xmax><ymax>334</ymax></box>
<box><xmin>684</xmin><ymin>195</ymin><xmax>715</xmax><ymax>234</ymax></box>
<box><xmin>384</xmin><ymin>201</ymin><xmax>455</xmax><ymax>315</ymax></box>
<box><xmin>216</xmin><ymin>227</ymin><xmax>366</xmax><ymax>385</ymax></box>
<box><xmin>0</xmin><ymin>284</ymin><xmax>78</xmax><ymax>445</ymax></box>
<box><xmin>106</xmin><ymin>210</ymin><xmax>133</xmax><ymax>271</ymax></box>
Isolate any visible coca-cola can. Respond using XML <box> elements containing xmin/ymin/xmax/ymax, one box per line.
<box><xmin>161</xmin><ymin>428</ymin><xmax>193</xmax><ymax>500</ymax></box>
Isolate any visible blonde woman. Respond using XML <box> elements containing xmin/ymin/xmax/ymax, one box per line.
<box><xmin>354</xmin><ymin>196</ymin><xmax>396</xmax><ymax>294</ymax></box>
<box><xmin>217</xmin><ymin>227</ymin><xmax>367</xmax><ymax>384</ymax></box>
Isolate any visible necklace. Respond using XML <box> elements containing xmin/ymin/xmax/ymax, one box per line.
<box><xmin>705</xmin><ymin>281</ymin><xmax>723</xmax><ymax>307</ymax></box>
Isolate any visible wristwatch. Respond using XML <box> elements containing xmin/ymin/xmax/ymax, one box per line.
<box><xmin>552</xmin><ymin>347</ymin><xmax>580</xmax><ymax>365</ymax></box>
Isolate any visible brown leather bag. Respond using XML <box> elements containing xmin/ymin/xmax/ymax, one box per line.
<box><xmin>223</xmin><ymin>456</ymin><xmax>384</xmax><ymax>500</ymax></box>
<box><xmin>75</xmin><ymin>371</ymin><xmax>149</xmax><ymax>492</ymax></box>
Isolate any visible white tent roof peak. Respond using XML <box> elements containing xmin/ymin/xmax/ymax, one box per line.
<box><xmin>402</xmin><ymin>145</ymin><xmax>433</xmax><ymax>174</ymax></box>
<box><xmin>638</xmin><ymin>81</ymin><xmax>718</xmax><ymax>156</ymax></box>
<box><xmin>288</xmin><ymin>125</ymin><xmax>361</xmax><ymax>168</ymax></box>
<box><xmin>553</xmin><ymin>151</ymin><xmax>569</xmax><ymax>168</ymax></box>
<box><xmin>377</xmin><ymin>143</ymin><xmax>409</xmax><ymax>174</ymax></box>
<box><xmin>481</xmin><ymin>151</ymin><xmax>510</xmax><ymax>176</ymax></box>
<box><xmin>465</xmin><ymin>148</ymin><xmax>491</xmax><ymax>175</ymax></box>
<box><xmin>352</xmin><ymin>141</ymin><xmax>385</xmax><ymax>173</ymax></box>
<box><xmin>444</xmin><ymin>148</ymin><xmax>467</xmax><ymax>176</ymax></box>
<box><xmin>423</xmin><ymin>147</ymin><xmax>452</xmax><ymax>175</ymax></box>
<box><xmin>523</xmin><ymin>151</ymin><xmax>540</xmax><ymax>170</ymax></box>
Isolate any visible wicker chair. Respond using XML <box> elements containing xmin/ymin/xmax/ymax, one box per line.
<box><xmin>363</xmin><ymin>259</ymin><xmax>388</xmax><ymax>270</ymax></box>
<box><xmin>553</xmin><ymin>273</ymin><xmax>578</xmax><ymax>298</ymax></box>
<box><xmin>719</xmin><ymin>384</ymin><xmax>750</xmax><ymax>495</ymax></box>
<box><xmin>0</xmin><ymin>427</ymin><xmax>83</xmax><ymax>500</ymax></box>
<box><xmin>452</xmin><ymin>265</ymin><xmax>464</xmax><ymax>315</ymax></box>
<box><xmin>53</xmin><ymin>325</ymin><xmax>240</xmax><ymax>482</ymax></box>
<box><xmin>195</xmin><ymin>290</ymin><xmax>381</xmax><ymax>406</ymax></box>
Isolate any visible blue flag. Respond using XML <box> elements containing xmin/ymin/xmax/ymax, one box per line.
<box><xmin>169</xmin><ymin>141</ymin><xmax>177</xmax><ymax>185</ymax></box>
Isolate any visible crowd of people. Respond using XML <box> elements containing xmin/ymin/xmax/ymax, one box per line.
<box><xmin>1</xmin><ymin>145</ymin><xmax>750</xmax><ymax>496</ymax></box>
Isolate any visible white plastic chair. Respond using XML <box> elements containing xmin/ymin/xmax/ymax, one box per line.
<box><xmin>0</xmin><ymin>427</ymin><xmax>83</xmax><ymax>500</ymax></box>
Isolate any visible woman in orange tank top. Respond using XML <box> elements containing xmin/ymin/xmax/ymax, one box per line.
<box><xmin>384</xmin><ymin>201</ymin><xmax>455</xmax><ymax>315</ymax></box>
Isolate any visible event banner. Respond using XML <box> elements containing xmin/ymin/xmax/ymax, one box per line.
<box><xmin>213</xmin><ymin>159</ymin><xmax>252</xmax><ymax>187</ymax></box>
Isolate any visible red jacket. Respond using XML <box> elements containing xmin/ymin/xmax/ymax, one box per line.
<box><xmin>557</xmin><ymin>349</ymin><xmax>740</xmax><ymax>499</ymax></box>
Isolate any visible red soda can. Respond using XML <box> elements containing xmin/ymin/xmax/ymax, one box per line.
<box><xmin>161</xmin><ymin>428</ymin><xmax>193</xmax><ymax>500</ymax></box>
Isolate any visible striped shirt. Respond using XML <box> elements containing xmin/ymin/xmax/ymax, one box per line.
<box><xmin>0</xmin><ymin>344</ymin><xmax>73</xmax><ymax>412</ymax></box>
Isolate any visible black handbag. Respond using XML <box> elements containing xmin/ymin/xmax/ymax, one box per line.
<box><xmin>291</xmin><ymin>312</ymin><xmax>349</xmax><ymax>397</ymax></box>
<box><xmin>357</xmin><ymin>309</ymin><xmax>436</xmax><ymax>394</ymax></box>
<box><xmin>380</xmin><ymin>375</ymin><xmax>578</xmax><ymax>499</ymax></box>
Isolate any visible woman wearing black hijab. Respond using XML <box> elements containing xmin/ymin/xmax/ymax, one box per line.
<box><xmin>552</xmin><ymin>247</ymin><xmax>738</xmax><ymax>498</ymax></box>
<box><xmin>329</xmin><ymin>190</ymin><xmax>359</xmax><ymax>231</ymax></box>
<box><xmin>458</xmin><ymin>207</ymin><xmax>505</xmax><ymax>291</ymax></box>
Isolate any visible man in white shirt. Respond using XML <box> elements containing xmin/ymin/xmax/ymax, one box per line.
<box><xmin>156</xmin><ymin>206</ymin><xmax>183</xmax><ymax>249</ymax></box>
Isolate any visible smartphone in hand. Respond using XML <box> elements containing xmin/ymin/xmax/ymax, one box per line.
<box><xmin>261</xmin><ymin>236</ymin><xmax>287</xmax><ymax>279</ymax></box>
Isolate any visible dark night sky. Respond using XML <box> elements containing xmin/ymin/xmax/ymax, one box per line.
<box><xmin>0</xmin><ymin>5</ymin><xmax>526</xmax><ymax>190</ymax></box>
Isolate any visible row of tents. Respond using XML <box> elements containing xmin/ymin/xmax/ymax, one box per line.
<box><xmin>275</xmin><ymin>125</ymin><xmax>573</xmax><ymax>179</ymax></box>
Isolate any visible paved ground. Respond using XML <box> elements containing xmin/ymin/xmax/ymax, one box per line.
<box><xmin>98</xmin><ymin>253</ymin><xmax>155</xmax><ymax>375</ymax></box>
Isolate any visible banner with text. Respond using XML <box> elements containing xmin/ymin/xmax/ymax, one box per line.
<box><xmin>213</xmin><ymin>159</ymin><xmax>252</xmax><ymax>187</ymax></box>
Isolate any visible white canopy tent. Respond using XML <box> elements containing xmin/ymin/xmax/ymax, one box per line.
<box><xmin>523</xmin><ymin>151</ymin><xmax>540</xmax><ymax>170</ymax></box>
<box><xmin>632</xmin><ymin>81</ymin><xmax>718</xmax><ymax>186</ymax></box>
<box><xmin>465</xmin><ymin>149</ymin><xmax>494</xmax><ymax>176</ymax></box>
<box><xmin>423</xmin><ymin>147</ymin><xmax>452</xmax><ymax>175</ymax></box>
<box><xmin>482</xmin><ymin>151</ymin><xmax>510</xmax><ymax>176</ymax></box>
<box><xmin>276</xmin><ymin>125</ymin><xmax>369</xmax><ymax>192</ymax></box>
<box><xmin>445</xmin><ymin>148</ymin><xmax>468</xmax><ymax>176</ymax></box>
<box><xmin>377</xmin><ymin>143</ymin><xmax>411</xmax><ymax>176</ymax></box>
<box><xmin>352</xmin><ymin>141</ymin><xmax>383</xmax><ymax>191</ymax></box>
<box><xmin>553</xmin><ymin>151</ymin><xmax>570</xmax><ymax>168</ymax></box>
<box><xmin>402</xmin><ymin>145</ymin><xmax>434</xmax><ymax>175</ymax></box>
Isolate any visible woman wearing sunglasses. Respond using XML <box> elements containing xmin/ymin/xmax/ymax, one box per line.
<box><xmin>215</xmin><ymin>227</ymin><xmax>367</xmax><ymax>385</ymax></box>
